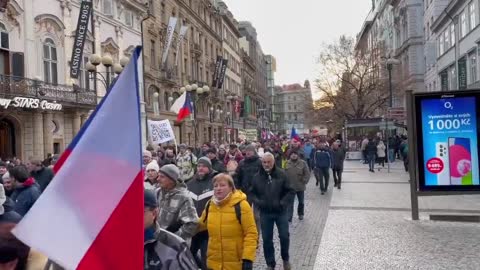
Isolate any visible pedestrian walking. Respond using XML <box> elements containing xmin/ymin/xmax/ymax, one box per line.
<box><xmin>186</xmin><ymin>157</ymin><xmax>217</xmax><ymax>269</ymax></box>
<box><xmin>400</xmin><ymin>135</ymin><xmax>409</xmax><ymax>172</ymax></box>
<box><xmin>206</xmin><ymin>148</ymin><xmax>226</xmax><ymax>173</ymax></box>
<box><xmin>144</xmin><ymin>161</ymin><xmax>160</xmax><ymax>190</ymax></box>
<box><xmin>197</xmin><ymin>174</ymin><xmax>258</xmax><ymax>270</ymax></box>
<box><xmin>365</xmin><ymin>138</ymin><xmax>377</xmax><ymax>172</ymax></box>
<box><xmin>250</xmin><ymin>153</ymin><xmax>295</xmax><ymax>270</ymax></box>
<box><xmin>156</xmin><ymin>164</ymin><xmax>199</xmax><ymax>241</ymax></box>
<box><xmin>144</xmin><ymin>189</ymin><xmax>198</xmax><ymax>270</ymax></box>
<box><xmin>361</xmin><ymin>137</ymin><xmax>369</xmax><ymax>164</ymax></box>
<box><xmin>285</xmin><ymin>150</ymin><xmax>310</xmax><ymax>221</ymax></box>
<box><xmin>312</xmin><ymin>143</ymin><xmax>332</xmax><ymax>195</ymax></box>
<box><xmin>27</xmin><ymin>158</ymin><xmax>54</xmax><ymax>193</ymax></box>
<box><xmin>303</xmin><ymin>140</ymin><xmax>314</xmax><ymax>169</ymax></box>
<box><xmin>331</xmin><ymin>140</ymin><xmax>346</xmax><ymax>189</ymax></box>
<box><xmin>176</xmin><ymin>144</ymin><xmax>197</xmax><ymax>183</ymax></box>
<box><xmin>10</xmin><ymin>165</ymin><xmax>41</xmax><ymax>216</ymax></box>
<box><xmin>234</xmin><ymin>144</ymin><xmax>262</xmax><ymax>203</ymax></box>
<box><xmin>377</xmin><ymin>140</ymin><xmax>386</xmax><ymax>170</ymax></box>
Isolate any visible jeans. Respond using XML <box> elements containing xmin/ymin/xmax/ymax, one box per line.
<box><xmin>367</xmin><ymin>155</ymin><xmax>375</xmax><ymax>171</ymax></box>
<box><xmin>287</xmin><ymin>191</ymin><xmax>305</xmax><ymax>220</ymax></box>
<box><xmin>332</xmin><ymin>169</ymin><xmax>343</xmax><ymax>187</ymax></box>
<box><xmin>190</xmin><ymin>231</ymin><xmax>208</xmax><ymax>269</ymax></box>
<box><xmin>260</xmin><ymin>211</ymin><xmax>290</xmax><ymax>267</ymax></box>
<box><xmin>315</xmin><ymin>167</ymin><xmax>330</xmax><ymax>192</ymax></box>
<box><xmin>388</xmin><ymin>149</ymin><xmax>395</xmax><ymax>162</ymax></box>
<box><xmin>306</xmin><ymin>158</ymin><xmax>312</xmax><ymax>170</ymax></box>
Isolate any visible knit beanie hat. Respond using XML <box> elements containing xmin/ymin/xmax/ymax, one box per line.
<box><xmin>197</xmin><ymin>157</ymin><xmax>212</xmax><ymax>170</ymax></box>
<box><xmin>145</xmin><ymin>161</ymin><xmax>160</xmax><ymax>172</ymax></box>
<box><xmin>159</xmin><ymin>164</ymin><xmax>180</xmax><ymax>183</ymax></box>
<box><xmin>245</xmin><ymin>144</ymin><xmax>256</xmax><ymax>153</ymax></box>
<box><xmin>143</xmin><ymin>150</ymin><xmax>152</xmax><ymax>158</ymax></box>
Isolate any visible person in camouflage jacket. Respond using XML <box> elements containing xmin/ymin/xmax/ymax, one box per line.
<box><xmin>176</xmin><ymin>144</ymin><xmax>197</xmax><ymax>182</ymax></box>
<box><xmin>156</xmin><ymin>164</ymin><xmax>199</xmax><ymax>242</ymax></box>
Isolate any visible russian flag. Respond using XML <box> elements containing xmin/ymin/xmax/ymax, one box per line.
<box><xmin>13</xmin><ymin>47</ymin><xmax>144</xmax><ymax>270</ymax></box>
<box><xmin>170</xmin><ymin>91</ymin><xmax>193</xmax><ymax>122</ymax></box>
<box><xmin>291</xmin><ymin>127</ymin><xmax>300</xmax><ymax>141</ymax></box>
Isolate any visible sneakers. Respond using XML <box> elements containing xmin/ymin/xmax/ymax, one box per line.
<box><xmin>284</xmin><ymin>261</ymin><xmax>292</xmax><ymax>270</ymax></box>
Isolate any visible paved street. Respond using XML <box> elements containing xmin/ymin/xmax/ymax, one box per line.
<box><xmin>254</xmin><ymin>160</ymin><xmax>480</xmax><ymax>269</ymax></box>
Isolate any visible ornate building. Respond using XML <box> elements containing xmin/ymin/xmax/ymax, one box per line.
<box><xmin>143</xmin><ymin>0</ymin><xmax>225</xmax><ymax>146</ymax></box>
<box><xmin>0</xmin><ymin>0</ymin><xmax>145</xmax><ymax>160</ymax></box>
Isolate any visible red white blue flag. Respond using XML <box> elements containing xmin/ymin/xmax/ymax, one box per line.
<box><xmin>14</xmin><ymin>47</ymin><xmax>144</xmax><ymax>270</ymax></box>
<box><xmin>170</xmin><ymin>91</ymin><xmax>193</xmax><ymax>122</ymax></box>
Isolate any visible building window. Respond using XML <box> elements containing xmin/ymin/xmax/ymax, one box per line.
<box><xmin>103</xmin><ymin>0</ymin><xmax>113</xmax><ymax>16</ymax></box>
<box><xmin>150</xmin><ymin>40</ymin><xmax>156</xmax><ymax>68</ymax></box>
<box><xmin>450</xmin><ymin>24</ymin><xmax>455</xmax><ymax>46</ymax></box>
<box><xmin>0</xmin><ymin>23</ymin><xmax>8</xmax><ymax>50</ymax></box>
<box><xmin>469</xmin><ymin>1</ymin><xmax>476</xmax><ymax>30</ymax></box>
<box><xmin>470</xmin><ymin>51</ymin><xmax>477</xmax><ymax>83</ymax></box>
<box><xmin>439</xmin><ymin>34</ymin><xmax>444</xmax><ymax>55</ymax></box>
<box><xmin>43</xmin><ymin>38</ymin><xmax>58</xmax><ymax>84</ymax></box>
<box><xmin>78</xmin><ymin>56</ymin><xmax>91</xmax><ymax>90</ymax></box>
<box><xmin>450</xmin><ymin>66</ymin><xmax>457</xmax><ymax>90</ymax></box>
<box><xmin>124</xmin><ymin>10</ymin><xmax>133</xmax><ymax>27</ymax></box>
<box><xmin>444</xmin><ymin>29</ymin><xmax>450</xmax><ymax>49</ymax></box>
<box><xmin>461</xmin><ymin>11</ymin><xmax>468</xmax><ymax>38</ymax></box>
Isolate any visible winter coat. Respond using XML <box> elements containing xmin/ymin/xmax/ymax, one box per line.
<box><xmin>176</xmin><ymin>151</ymin><xmax>197</xmax><ymax>182</ymax></box>
<box><xmin>156</xmin><ymin>183</ymin><xmax>199</xmax><ymax>241</ymax></box>
<box><xmin>198</xmin><ymin>191</ymin><xmax>258</xmax><ymax>270</ymax></box>
<box><xmin>377</xmin><ymin>143</ymin><xmax>386</xmax><ymax>158</ymax></box>
<box><xmin>31</xmin><ymin>167</ymin><xmax>54</xmax><ymax>192</ymax></box>
<box><xmin>0</xmin><ymin>197</ymin><xmax>21</xmax><ymax>224</ymax></box>
<box><xmin>250</xmin><ymin>167</ymin><xmax>295</xmax><ymax>214</ymax></box>
<box><xmin>365</xmin><ymin>141</ymin><xmax>377</xmax><ymax>156</ymax></box>
<box><xmin>211</xmin><ymin>158</ymin><xmax>226</xmax><ymax>173</ymax></box>
<box><xmin>159</xmin><ymin>157</ymin><xmax>176</xmax><ymax>167</ymax></box>
<box><xmin>303</xmin><ymin>143</ymin><xmax>314</xmax><ymax>159</ymax></box>
<box><xmin>144</xmin><ymin>226</ymin><xmax>198</xmax><ymax>270</ymax></box>
<box><xmin>234</xmin><ymin>156</ymin><xmax>262</xmax><ymax>198</ymax></box>
<box><xmin>285</xmin><ymin>159</ymin><xmax>310</xmax><ymax>191</ymax></box>
<box><xmin>186</xmin><ymin>171</ymin><xmax>217</xmax><ymax>216</ymax></box>
<box><xmin>311</xmin><ymin>149</ymin><xmax>332</xmax><ymax>169</ymax></box>
<box><xmin>331</xmin><ymin>147</ymin><xmax>346</xmax><ymax>170</ymax></box>
<box><xmin>11</xmin><ymin>178</ymin><xmax>41</xmax><ymax>216</ymax></box>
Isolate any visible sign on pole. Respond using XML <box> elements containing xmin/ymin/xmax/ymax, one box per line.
<box><xmin>161</xmin><ymin>17</ymin><xmax>178</xmax><ymax>67</ymax></box>
<box><xmin>216</xmin><ymin>59</ymin><xmax>228</xmax><ymax>89</ymax></box>
<box><xmin>147</xmin><ymin>120</ymin><xmax>175</xmax><ymax>144</ymax></box>
<box><xmin>414</xmin><ymin>90</ymin><xmax>480</xmax><ymax>192</ymax></box>
<box><xmin>70</xmin><ymin>0</ymin><xmax>93</xmax><ymax>78</ymax></box>
<box><xmin>212</xmin><ymin>56</ymin><xmax>223</xmax><ymax>88</ymax></box>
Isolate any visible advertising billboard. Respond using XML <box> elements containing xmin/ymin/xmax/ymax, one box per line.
<box><xmin>415</xmin><ymin>91</ymin><xmax>480</xmax><ymax>191</ymax></box>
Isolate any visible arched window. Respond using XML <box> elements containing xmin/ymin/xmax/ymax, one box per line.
<box><xmin>0</xmin><ymin>23</ymin><xmax>9</xmax><ymax>50</ymax></box>
<box><xmin>43</xmin><ymin>38</ymin><xmax>58</xmax><ymax>84</ymax></box>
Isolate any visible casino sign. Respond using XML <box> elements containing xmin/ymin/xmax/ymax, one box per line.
<box><xmin>0</xmin><ymin>97</ymin><xmax>62</xmax><ymax>111</ymax></box>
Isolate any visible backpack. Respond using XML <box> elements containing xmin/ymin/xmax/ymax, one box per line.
<box><xmin>203</xmin><ymin>200</ymin><xmax>242</xmax><ymax>224</ymax></box>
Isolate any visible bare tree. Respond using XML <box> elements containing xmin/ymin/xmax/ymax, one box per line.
<box><xmin>314</xmin><ymin>35</ymin><xmax>389</xmax><ymax>121</ymax></box>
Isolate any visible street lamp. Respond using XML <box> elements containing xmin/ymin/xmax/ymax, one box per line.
<box><xmin>209</xmin><ymin>106</ymin><xmax>215</xmax><ymax>122</ymax></box>
<box><xmin>386</xmin><ymin>58</ymin><xmax>401</xmax><ymax>108</ymax></box>
<box><xmin>86</xmin><ymin>54</ymin><xmax>125</xmax><ymax>90</ymax></box>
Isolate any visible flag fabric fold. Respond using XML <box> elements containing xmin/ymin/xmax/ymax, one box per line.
<box><xmin>291</xmin><ymin>127</ymin><xmax>300</xmax><ymax>141</ymax></box>
<box><xmin>13</xmin><ymin>47</ymin><xmax>144</xmax><ymax>270</ymax></box>
<box><xmin>170</xmin><ymin>91</ymin><xmax>193</xmax><ymax>122</ymax></box>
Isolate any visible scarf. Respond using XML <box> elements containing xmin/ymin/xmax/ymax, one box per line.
<box><xmin>212</xmin><ymin>192</ymin><xmax>232</xmax><ymax>206</ymax></box>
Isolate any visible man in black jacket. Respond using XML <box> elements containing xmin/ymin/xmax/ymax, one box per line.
<box><xmin>206</xmin><ymin>148</ymin><xmax>226</xmax><ymax>173</ymax></box>
<box><xmin>27</xmin><ymin>158</ymin><xmax>54</xmax><ymax>193</ymax></box>
<box><xmin>235</xmin><ymin>144</ymin><xmax>262</xmax><ymax>203</ymax></box>
<box><xmin>250</xmin><ymin>153</ymin><xmax>295</xmax><ymax>270</ymax></box>
<box><xmin>186</xmin><ymin>157</ymin><xmax>217</xmax><ymax>269</ymax></box>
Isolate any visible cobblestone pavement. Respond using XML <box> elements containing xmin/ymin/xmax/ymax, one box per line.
<box><xmin>314</xmin><ymin>160</ymin><xmax>480</xmax><ymax>270</ymax></box>
<box><xmin>253</xmin><ymin>173</ymin><xmax>333</xmax><ymax>270</ymax></box>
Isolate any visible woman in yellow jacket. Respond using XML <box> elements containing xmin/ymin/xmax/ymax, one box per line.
<box><xmin>197</xmin><ymin>173</ymin><xmax>258</xmax><ymax>270</ymax></box>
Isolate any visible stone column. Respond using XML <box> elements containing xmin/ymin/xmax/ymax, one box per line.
<box><xmin>73</xmin><ymin>112</ymin><xmax>81</xmax><ymax>137</ymax></box>
<box><xmin>43</xmin><ymin>112</ymin><xmax>54</xmax><ymax>156</ymax></box>
<box><xmin>81</xmin><ymin>113</ymin><xmax>88</xmax><ymax>127</ymax></box>
<box><xmin>33</xmin><ymin>113</ymin><xmax>44</xmax><ymax>159</ymax></box>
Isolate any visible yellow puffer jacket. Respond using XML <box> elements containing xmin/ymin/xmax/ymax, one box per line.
<box><xmin>198</xmin><ymin>190</ymin><xmax>258</xmax><ymax>270</ymax></box>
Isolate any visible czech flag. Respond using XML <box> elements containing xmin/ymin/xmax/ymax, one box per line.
<box><xmin>291</xmin><ymin>127</ymin><xmax>300</xmax><ymax>141</ymax></box>
<box><xmin>170</xmin><ymin>91</ymin><xmax>193</xmax><ymax>122</ymax></box>
<box><xmin>14</xmin><ymin>47</ymin><xmax>144</xmax><ymax>270</ymax></box>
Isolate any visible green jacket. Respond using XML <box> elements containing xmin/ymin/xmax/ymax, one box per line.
<box><xmin>285</xmin><ymin>159</ymin><xmax>310</xmax><ymax>192</ymax></box>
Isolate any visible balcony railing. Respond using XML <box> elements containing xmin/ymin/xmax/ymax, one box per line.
<box><xmin>0</xmin><ymin>74</ymin><xmax>97</xmax><ymax>106</ymax></box>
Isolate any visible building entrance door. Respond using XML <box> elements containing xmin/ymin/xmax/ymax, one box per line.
<box><xmin>0</xmin><ymin>119</ymin><xmax>16</xmax><ymax>159</ymax></box>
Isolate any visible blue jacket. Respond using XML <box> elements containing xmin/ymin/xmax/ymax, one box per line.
<box><xmin>303</xmin><ymin>144</ymin><xmax>314</xmax><ymax>158</ymax></box>
<box><xmin>311</xmin><ymin>149</ymin><xmax>332</xmax><ymax>169</ymax></box>
<box><xmin>11</xmin><ymin>181</ymin><xmax>41</xmax><ymax>216</ymax></box>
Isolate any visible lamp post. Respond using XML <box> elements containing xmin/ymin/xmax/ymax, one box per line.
<box><xmin>382</xmin><ymin>115</ymin><xmax>391</xmax><ymax>173</ymax></box>
<box><xmin>180</xmin><ymin>83</ymin><xmax>211</xmax><ymax>147</ymax></box>
<box><xmin>385</xmin><ymin>57</ymin><xmax>400</xmax><ymax>168</ymax></box>
<box><xmin>86</xmin><ymin>54</ymin><xmax>127</xmax><ymax>90</ymax></box>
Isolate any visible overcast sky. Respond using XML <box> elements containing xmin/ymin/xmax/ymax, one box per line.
<box><xmin>223</xmin><ymin>0</ymin><xmax>372</xmax><ymax>89</ymax></box>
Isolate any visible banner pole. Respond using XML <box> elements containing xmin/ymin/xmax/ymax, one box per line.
<box><xmin>406</xmin><ymin>90</ymin><xmax>419</xmax><ymax>220</ymax></box>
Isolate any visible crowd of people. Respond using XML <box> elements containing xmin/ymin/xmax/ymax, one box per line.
<box><xmin>0</xmin><ymin>136</ymin><xmax>349</xmax><ymax>270</ymax></box>
<box><xmin>360</xmin><ymin>135</ymin><xmax>409</xmax><ymax>172</ymax></box>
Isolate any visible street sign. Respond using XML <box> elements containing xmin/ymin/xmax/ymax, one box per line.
<box><xmin>70</xmin><ymin>0</ymin><xmax>93</xmax><ymax>78</ymax></box>
<box><xmin>387</xmin><ymin>107</ymin><xmax>406</xmax><ymax>120</ymax></box>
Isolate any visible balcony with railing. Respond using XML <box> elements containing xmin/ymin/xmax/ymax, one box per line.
<box><xmin>0</xmin><ymin>74</ymin><xmax>97</xmax><ymax>107</ymax></box>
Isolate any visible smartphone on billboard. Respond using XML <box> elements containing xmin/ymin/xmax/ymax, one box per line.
<box><xmin>448</xmin><ymin>137</ymin><xmax>473</xmax><ymax>185</ymax></box>
<box><xmin>435</xmin><ymin>142</ymin><xmax>450</xmax><ymax>185</ymax></box>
